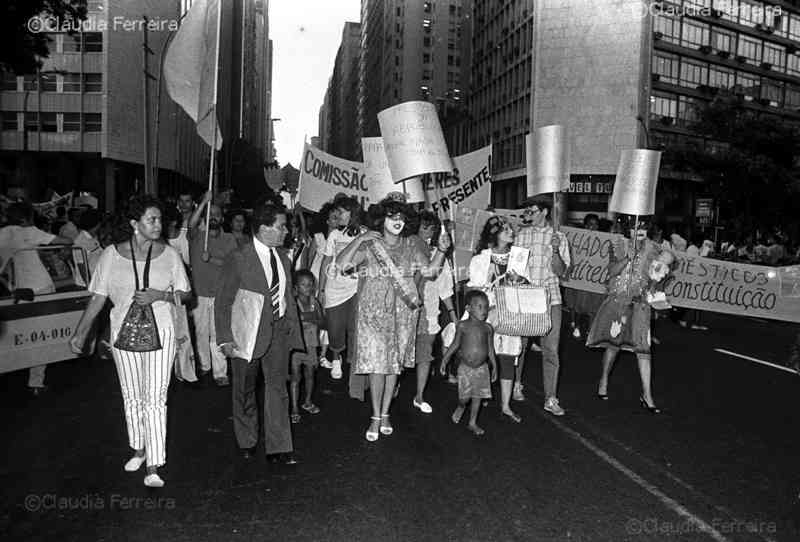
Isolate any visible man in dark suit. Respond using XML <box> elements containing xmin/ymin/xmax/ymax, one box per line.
<box><xmin>215</xmin><ymin>201</ymin><xmax>303</xmax><ymax>464</ymax></box>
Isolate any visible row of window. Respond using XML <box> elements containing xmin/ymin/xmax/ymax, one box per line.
<box><xmin>654</xmin><ymin>52</ymin><xmax>800</xmax><ymax>106</ymax></box>
<box><xmin>40</xmin><ymin>32</ymin><xmax>103</xmax><ymax>53</ymax></box>
<box><xmin>655</xmin><ymin>15</ymin><xmax>800</xmax><ymax>73</ymax></box>
<box><xmin>1</xmin><ymin>112</ymin><xmax>102</xmax><ymax>132</ymax></box>
<box><xmin>650</xmin><ymin>84</ymin><xmax>800</xmax><ymax>129</ymax></box>
<box><xmin>666</xmin><ymin>0</ymin><xmax>793</xmax><ymax>36</ymax></box>
<box><xmin>2</xmin><ymin>73</ymin><xmax>103</xmax><ymax>93</ymax></box>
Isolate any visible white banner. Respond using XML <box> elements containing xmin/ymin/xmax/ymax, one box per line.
<box><xmin>422</xmin><ymin>145</ymin><xmax>492</xmax><ymax>218</ymax></box>
<box><xmin>298</xmin><ymin>143</ymin><xmax>369</xmax><ymax>211</ymax></box>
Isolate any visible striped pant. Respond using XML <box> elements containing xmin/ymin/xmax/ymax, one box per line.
<box><xmin>111</xmin><ymin>325</ymin><xmax>175</xmax><ymax>467</ymax></box>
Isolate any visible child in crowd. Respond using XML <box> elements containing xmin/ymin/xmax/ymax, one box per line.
<box><xmin>290</xmin><ymin>269</ymin><xmax>324</xmax><ymax>423</ymax></box>
<box><xmin>440</xmin><ymin>290</ymin><xmax>497</xmax><ymax>436</ymax></box>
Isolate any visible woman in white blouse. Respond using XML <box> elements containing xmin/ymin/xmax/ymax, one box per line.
<box><xmin>69</xmin><ymin>195</ymin><xmax>191</xmax><ymax>488</ymax></box>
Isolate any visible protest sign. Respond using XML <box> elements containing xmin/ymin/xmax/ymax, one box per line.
<box><xmin>421</xmin><ymin>145</ymin><xmax>492</xmax><ymax>217</ymax></box>
<box><xmin>476</xmin><ymin>211</ymin><xmax>800</xmax><ymax>323</ymax></box>
<box><xmin>526</xmin><ymin>126</ymin><xmax>570</xmax><ymax>196</ymax></box>
<box><xmin>361</xmin><ymin>137</ymin><xmax>425</xmax><ymax>203</ymax></box>
<box><xmin>450</xmin><ymin>205</ymin><xmax>494</xmax><ymax>281</ymax></box>
<box><xmin>560</xmin><ymin>225</ymin><xmax>800</xmax><ymax>323</ymax></box>
<box><xmin>297</xmin><ymin>143</ymin><xmax>368</xmax><ymax>211</ymax></box>
<box><xmin>377</xmin><ymin>101</ymin><xmax>453</xmax><ymax>182</ymax></box>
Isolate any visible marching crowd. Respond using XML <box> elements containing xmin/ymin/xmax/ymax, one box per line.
<box><xmin>1</xmin><ymin>189</ymin><xmax>798</xmax><ymax>489</ymax></box>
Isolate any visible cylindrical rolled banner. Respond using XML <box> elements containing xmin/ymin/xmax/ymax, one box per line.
<box><xmin>526</xmin><ymin>125</ymin><xmax>571</xmax><ymax>196</ymax></box>
<box><xmin>377</xmin><ymin>101</ymin><xmax>454</xmax><ymax>182</ymax></box>
<box><xmin>608</xmin><ymin>149</ymin><xmax>661</xmax><ymax>216</ymax></box>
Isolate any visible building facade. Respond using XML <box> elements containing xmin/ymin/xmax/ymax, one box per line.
<box><xmin>0</xmin><ymin>0</ymin><xmax>272</xmax><ymax>210</ymax></box>
<box><xmin>466</xmin><ymin>0</ymin><xmax>534</xmax><ymax>208</ymax></box>
<box><xmin>352</xmin><ymin>0</ymin><xmax>472</xmax><ymax>158</ymax></box>
<box><xmin>649</xmin><ymin>0</ymin><xmax>800</xmax><ymax>223</ymax></box>
<box><xmin>319</xmin><ymin>22</ymin><xmax>361</xmax><ymax>160</ymax></box>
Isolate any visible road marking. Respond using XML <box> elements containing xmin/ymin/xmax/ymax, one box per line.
<box><xmin>539</xmin><ymin>413</ymin><xmax>731</xmax><ymax>542</ymax></box>
<box><xmin>714</xmin><ymin>348</ymin><xmax>798</xmax><ymax>375</ymax></box>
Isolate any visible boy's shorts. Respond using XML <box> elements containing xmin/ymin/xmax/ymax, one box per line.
<box><xmin>292</xmin><ymin>351</ymin><xmax>318</xmax><ymax>370</ymax></box>
<box><xmin>457</xmin><ymin>364</ymin><xmax>491</xmax><ymax>401</ymax></box>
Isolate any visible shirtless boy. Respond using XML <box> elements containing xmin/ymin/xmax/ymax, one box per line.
<box><xmin>440</xmin><ymin>290</ymin><xmax>497</xmax><ymax>435</ymax></box>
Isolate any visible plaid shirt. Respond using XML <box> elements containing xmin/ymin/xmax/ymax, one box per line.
<box><xmin>515</xmin><ymin>224</ymin><xmax>571</xmax><ymax>306</ymax></box>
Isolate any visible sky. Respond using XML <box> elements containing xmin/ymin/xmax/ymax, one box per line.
<box><xmin>270</xmin><ymin>0</ymin><xmax>361</xmax><ymax>167</ymax></box>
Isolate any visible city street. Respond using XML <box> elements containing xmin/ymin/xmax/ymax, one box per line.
<box><xmin>1</xmin><ymin>311</ymin><xmax>797</xmax><ymax>542</ymax></box>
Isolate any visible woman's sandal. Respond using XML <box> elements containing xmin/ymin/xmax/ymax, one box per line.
<box><xmin>379</xmin><ymin>414</ymin><xmax>394</xmax><ymax>435</ymax></box>
<box><xmin>290</xmin><ymin>413</ymin><xmax>301</xmax><ymax>424</ymax></box>
<box><xmin>301</xmin><ymin>403</ymin><xmax>320</xmax><ymax>414</ymax></box>
<box><xmin>366</xmin><ymin>416</ymin><xmax>381</xmax><ymax>442</ymax></box>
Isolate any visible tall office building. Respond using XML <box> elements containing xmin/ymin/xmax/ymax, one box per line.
<box><xmin>0</xmin><ymin>0</ymin><xmax>272</xmax><ymax>209</ymax></box>
<box><xmin>320</xmin><ymin>22</ymin><xmax>361</xmax><ymax>160</ymax></box>
<box><xmin>648</xmin><ymin>0</ymin><xmax>800</xmax><ymax>222</ymax></box>
<box><xmin>353</xmin><ymin>0</ymin><xmax>472</xmax><ymax>158</ymax></box>
<box><xmin>467</xmin><ymin>0</ymin><xmax>534</xmax><ymax>208</ymax></box>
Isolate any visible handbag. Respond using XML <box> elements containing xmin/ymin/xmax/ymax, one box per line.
<box><xmin>492</xmin><ymin>279</ymin><xmax>552</xmax><ymax>337</ymax></box>
<box><xmin>113</xmin><ymin>240</ymin><xmax>162</xmax><ymax>352</ymax></box>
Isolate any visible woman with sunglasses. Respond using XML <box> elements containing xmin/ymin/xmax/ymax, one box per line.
<box><xmin>336</xmin><ymin>195</ymin><xmax>451</xmax><ymax>441</ymax></box>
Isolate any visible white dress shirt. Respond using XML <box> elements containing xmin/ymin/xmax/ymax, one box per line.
<box><xmin>253</xmin><ymin>236</ymin><xmax>286</xmax><ymax>317</ymax></box>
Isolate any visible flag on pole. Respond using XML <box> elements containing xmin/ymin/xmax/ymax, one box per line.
<box><xmin>163</xmin><ymin>0</ymin><xmax>222</xmax><ymax>149</ymax></box>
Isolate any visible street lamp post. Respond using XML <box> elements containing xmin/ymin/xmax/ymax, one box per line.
<box><xmin>266</xmin><ymin>117</ymin><xmax>281</xmax><ymax>164</ymax></box>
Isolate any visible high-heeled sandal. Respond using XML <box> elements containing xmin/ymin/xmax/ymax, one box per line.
<box><xmin>639</xmin><ymin>396</ymin><xmax>661</xmax><ymax>414</ymax></box>
<box><xmin>379</xmin><ymin>414</ymin><xmax>393</xmax><ymax>435</ymax></box>
<box><xmin>366</xmin><ymin>416</ymin><xmax>381</xmax><ymax>442</ymax></box>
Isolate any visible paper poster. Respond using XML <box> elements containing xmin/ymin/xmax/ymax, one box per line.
<box><xmin>361</xmin><ymin>137</ymin><xmax>425</xmax><ymax>203</ymax></box>
<box><xmin>377</xmin><ymin>101</ymin><xmax>453</xmax><ymax>182</ymax></box>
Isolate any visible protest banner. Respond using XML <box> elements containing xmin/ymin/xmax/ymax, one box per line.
<box><xmin>297</xmin><ymin>143</ymin><xmax>368</xmax><ymax>211</ymax></box>
<box><xmin>480</xmin><ymin>210</ymin><xmax>800</xmax><ymax>323</ymax></box>
<box><xmin>377</xmin><ymin>101</ymin><xmax>453</xmax><ymax>182</ymax></box>
<box><xmin>361</xmin><ymin>137</ymin><xmax>425</xmax><ymax>203</ymax></box>
<box><xmin>561</xmin><ymin>225</ymin><xmax>800</xmax><ymax>323</ymax></box>
<box><xmin>421</xmin><ymin>145</ymin><xmax>492</xmax><ymax>217</ymax></box>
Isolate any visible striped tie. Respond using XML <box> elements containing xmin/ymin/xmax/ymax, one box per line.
<box><xmin>269</xmin><ymin>249</ymin><xmax>281</xmax><ymax>319</ymax></box>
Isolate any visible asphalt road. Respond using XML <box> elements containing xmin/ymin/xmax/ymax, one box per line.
<box><xmin>1</xmin><ymin>311</ymin><xmax>798</xmax><ymax>542</ymax></box>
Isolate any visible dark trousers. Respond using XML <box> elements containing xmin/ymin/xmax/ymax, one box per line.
<box><xmin>231</xmin><ymin>318</ymin><xmax>292</xmax><ymax>455</ymax></box>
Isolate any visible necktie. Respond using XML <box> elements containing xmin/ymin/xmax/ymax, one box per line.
<box><xmin>269</xmin><ymin>249</ymin><xmax>281</xmax><ymax>319</ymax></box>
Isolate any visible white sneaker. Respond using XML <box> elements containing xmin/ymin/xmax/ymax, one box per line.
<box><xmin>124</xmin><ymin>455</ymin><xmax>146</xmax><ymax>472</ymax></box>
<box><xmin>544</xmin><ymin>397</ymin><xmax>565</xmax><ymax>416</ymax></box>
<box><xmin>530</xmin><ymin>342</ymin><xmax>542</xmax><ymax>352</ymax></box>
<box><xmin>144</xmin><ymin>473</ymin><xmax>165</xmax><ymax>488</ymax></box>
<box><xmin>331</xmin><ymin>359</ymin><xmax>343</xmax><ymax>379</ymax></box>
<box><xmin>320</xmin><ymin>356</ymin><xmax>332</xmax><ymax>369</ymax></box>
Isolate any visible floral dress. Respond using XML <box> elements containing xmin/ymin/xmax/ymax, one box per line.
<box><xmin>586</xmin><ymin>239</ymin><xmax>660</xmax><ymax>354</ymax></box>
<box><xmin>353</xmin><ymin>236</ymin><xmax>427</xmax><ymax>375</ymax></box>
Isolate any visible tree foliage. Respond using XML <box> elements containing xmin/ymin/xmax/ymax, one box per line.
<box><xmin>1</xmin><ymin>1</ymin><xmax>87</xmax><ymax>75</ymax></box>
<box><xmin>669</xmin><ymin>92</ymin><xmax>800</xmax><ymax>229</ymax></box>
